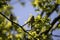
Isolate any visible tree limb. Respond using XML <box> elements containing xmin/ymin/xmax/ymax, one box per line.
<box><xmin>47</xmin><ymin>4</ymin><xmax>59</xmax><ymax>17</ymax></box>
<box><xmin>40</xmin><ymin>15</ymin><xmax>60</xmax><ymax>35</ymax></box>
<box><xmin>40</xmin><ymin>11</ymin><xmax>44</xmax><ymax>17</ymax></box>
<box><xmin>47</xmin><ymin>15</ymin><xmax>60</xmax><ymax>33</ymax></box>
<box><xmin>52</xmin><ymin>34</ymin><xmax>60</xmax><ymax>37</ymax></box>
<box><xmin>0</xmin><ymin>12</ymin><xmax>37</xmax><ymax>40</ymax></box>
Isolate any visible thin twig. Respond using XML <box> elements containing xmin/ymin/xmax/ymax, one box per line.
<box><xmin>52</xmin><ymin>35</ymin><xmax>60</xmax><ymax>37</ymax></box>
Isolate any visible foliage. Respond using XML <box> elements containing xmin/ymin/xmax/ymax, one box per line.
<box><xmin>0</xmin><ymin>0</ymin><xmax>60</xmax><ymax>40</ymax></box>
<box><xmin>0</xmin><ymin>0</ymin><xmax>25</xmax><ymax>40</ymax></box>
<box><xmin>26</xmin><ymin>0</ymin><xmax>60</xmax><ymax>40</ymax></box>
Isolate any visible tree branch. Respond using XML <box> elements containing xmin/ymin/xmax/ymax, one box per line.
<box><xmin>50</xmin><ymin>22</ymin><xmax>60</xmax><ymax>35</ymax></box>
<box><xmin>0</xmin><ymin>12</ymin><xmax>37</xmax><ymax>40</ymax></box>
<box><xmin>40</xmin><ymin>15</ymin><xmax>60</xmax><ymax>35</ymax></box>
<box><xmin>47</xmin><ymin>4</ymin><xmax>58</xmax><ymax>17</ymax></box>
<box><xmin>52</xmin><ymin>22</ymin><xmax>60</xmax><ymax>31</ymax></box>
<box><xmin>56</xmin><ymin>22</ymin><xmax>60</xmax><ymax>28</ymax></box>
<box><xmin>40</xmin><ymin>11</ymin><xmax>44</xmax><ymax>17</ymax></box>
<box><xmin>46</xmin><ymin>15</ymin><xmax>60</xmax><ymax>33</ymax></box>
<box><xmin>52</xmin><ymin>34</ymin><xmax>60</xmax><ymax>37</ymax></box>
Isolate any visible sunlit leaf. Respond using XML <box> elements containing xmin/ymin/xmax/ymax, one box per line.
<box><xmin>56</xmin><ymin>0</ymin><xmax>60</xmax><ymax>4</ymax></box>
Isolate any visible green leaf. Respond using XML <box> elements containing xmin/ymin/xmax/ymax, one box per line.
<box><xmin>56</xmin><ymin>0</ymin><xmax>60</xmax><ymax>4</ymax></box>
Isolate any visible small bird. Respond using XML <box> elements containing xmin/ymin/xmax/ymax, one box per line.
<box><xmin>10</xmin><ymin>14</ymin><xmax>14</xmax><ymax>21</ymax></box>
<box><xmin>27</xmin><ymin>15</ymin><xmax>35</xmax><ymax>29</ymax></box>
<box><xmin>30</xmin><ymin>15</ymin><xmax>34</xmax><ymax>24</ymax></box>
<box><xmin>25</xmin><ymin>14</ymin><xmax>34</xmax><ymax>24</ymax></box>
<box><xmin>10</xmin><ymin>14</ymin><xmax>16</xmax><ymax>25</ymax></box>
